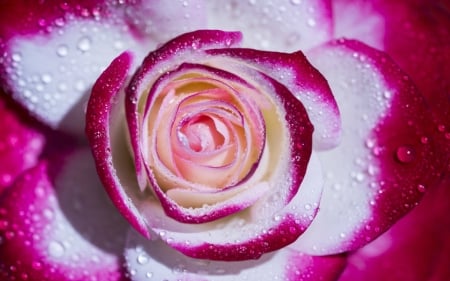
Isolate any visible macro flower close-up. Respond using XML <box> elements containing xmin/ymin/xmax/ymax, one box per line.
<box><xmin>0</xmin><ymin>1</ymin><xmax>449</xmax><ymax>281</ymax></box>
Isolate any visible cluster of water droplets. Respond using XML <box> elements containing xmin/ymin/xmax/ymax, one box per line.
<box><xmin>208</xmin><ymin>0</ymin><xmax>329</xmax><ymax>52</ymax></box>
<box><xmin>3</xmin><ymin>13</ymin><xmax>143</xmax><ymax>134</ymax></box>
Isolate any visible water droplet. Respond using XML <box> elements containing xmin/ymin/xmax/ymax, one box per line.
<box><xmin>383</xmin><ymin>91</ymin><xmax>392</xmax><ymax>99</ymax></box>
<box><xmin>0</xmin><ymin>219</ymin><xmax>9</xmax><ymax>230</ymax></box>
<box><xmin>48</xmin><ymin>241</ymin><xmax>65</xmax><ymax>257</ymax></box>
<box><xmin>289</xmin><ymin>226</ymin><xmax>297</xmax><ymax>234</ymax></box>
<box><xmin>304</xmin><ymin>204</ymin><xmax>312</xmax><ymax>210</ymax></box>
<box><xmin>41</xmin><ymin>74</ymin><xmax>52</xmax><ymax>84</ymax></box>
<box><xmin>417</xmin><ymin>184</ymin><xmax>426</xmax><ymax>193</ymax></box>
<box><xmin>355</xmin><ymin>172</ymin><xmax>365</xmax><ymax>182</ymax></box>
<box><xmin>77</xmin><ymin>36</ymin><xmax>92</xmax><ymax>52</ymax></box>
<box><xmin>420</xmin><ymin>136</ymin><xmax>429</xmax><ymax>144</ymax></box>
<box><xmin>395</xmin><ymin>146</ymin><xmax>415</xmax><ymax>163</ymax></box>
<box><xmin>146</xmin><ymin>272</ymin><xmax>153</xmax><ymax>279</ymax></box>
<box><xmin>11</xmin><ymin>53</ymin><xmax>22</xmax><ymax>62</ymax></box>
<box><xmin>56</xmin><ymin>44</ymin><xmax>69</xmax><ymax>57</ymax></box>
<box><xmin>32</xmin><ymin>261</ymin><xmax>42</xmax><ymax>270</ymax></box>
<box><xmin>290</xmin><ymin>0</ymin><xmax>302</xmax><ymax>5</ymax></box>
<box><xmin>137</xmin><ymin>253</ymin><xmax>149</xmax><ymax>265</ymax></box>
<box><xmin>307</xmin><ymin>18</ymin><xmax>316</xmax><ymax>27</ymax></box>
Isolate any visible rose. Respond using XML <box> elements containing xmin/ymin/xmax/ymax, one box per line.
<box><xmin>85</xmin><ymin>29</ymin><xmax>341</xmax><ymax>261</ymax></box>
<box><xmin>0</xmin><ymin>0</ymin><xmax>448</xmax><ymax>280</ymax></box>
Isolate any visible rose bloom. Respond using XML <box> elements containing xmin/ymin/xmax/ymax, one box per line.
<box><xmin>0</xmin><ymin>1</ymin><xmax>448</xmax><ymax>281</ymax></box>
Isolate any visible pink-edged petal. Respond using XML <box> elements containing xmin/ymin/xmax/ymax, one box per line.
<box><xmin>333</xmin><ymin>0</ymin><xmax>450</xmax><ymax>160</ymax></box>
<box><xmin>0</xmin><ymin>93</ymin><xmax>45</xmax><ymax>192</ymax></box>
<box><xmin>207</xmin><ymin>0</ymin><xmax>333</xmax><ymax>51</ymax></box>
<box><xmin>124</xmin><ymin>0</ymin><xmax>207</xmax><ymax>42</ymax></box>
<box><xmin>339</xmin><ymin>175</ymin><xmax>450</xmax><ymax>281</ymax></box>
<box><xmin>137</xmin><ymin>153</ymin><xmax>322</xmax><ymax>261</ymax></box>
<box><xmin>86</xmin><ymin>51</ymin><xmax>150</xmax><ymax>239</ymax></box>
<box><xmin>0</xmin><ymin>149</ymin><xmax>129</xmax><ymax>281</ymax></box>
<box><xmin>292</xmin><ymin>39</ymin><xmax>446</xmax><ymax>254</ymax></box>
<box><xmin>124</xmin><ymin>228</ymin><xmax>346</xmax><ymax>281</ymax></box>
<box><xmin>0</xmin><ymin>1</ymin><xmax>151</xmax><ymax>136</ymax></box>
<box><xmin>206</xmin><ymin>48</ymin><xmax>341</xmax><ymax>150</ymax></box>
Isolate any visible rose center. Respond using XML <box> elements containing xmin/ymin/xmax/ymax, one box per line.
<box><xmin>179</xmin><ymin>115</ymin><xmax>225</xmax><ymax>152</ymax></box>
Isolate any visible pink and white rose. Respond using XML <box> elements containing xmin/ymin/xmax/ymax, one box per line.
<box><xmin>0</xmin><ymin>0</ymin><xmax>448</xmax><ymax>280</ymax></box>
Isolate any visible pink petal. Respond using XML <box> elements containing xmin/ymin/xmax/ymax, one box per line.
<box><xmin>207</xmin><ymin>0</ymin><xmax>333</xmax><ymax>51</ymax></box>
<box><xmin>292</xmin><ymin>39</ymin><xmax>446</xmax><ymax>254</ymax></box>
<box><xmin>0</xmin><ymin>1</ymin><xmax>165</xmax><ymax>136</ymax></box>
<box><xmin>338</xmin><ymin>176</ymin><xmax>450</xmax><ymax>281</ymax></box>
<box><xmin>0</xmin><ymin>93</ymin><xmax>45</xmax><ymax>193</ymax></box>
<box><xmin>0</xmin><ymin>149</ymin><xmax>129</xmax><ymax>280</ymax></box>
<box><xmin>206</xmin><ymin>48</ymin><xmax>341</xmax><ymax>150</ymax></box>
<box><xmin>86</xmin><ymin>51</ymin><xmax>151</xmax><ymax>239</ymax></box>
<box><xmin>333</xmin><ymin>0</ymin><xmax>450</xmax><ymax>161</ymax></box>
<box><xmin>123</xmin><ymin>228</ymin><xmax>346</xmax><ymax>281</ymax></box>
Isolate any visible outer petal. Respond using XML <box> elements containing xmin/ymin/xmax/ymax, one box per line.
<box><xmin>292</xmin><ymin>39</ymin><xmax>445</xmax><ymax>254</ymax></box>
<box><xmin>207</xmin><ymin>0</ymin><xmax>333</xmax><ymax>51</ymax></box>
<box><xmin>0</xmin><ymin>93</ymin><xmax>45</xmax><ymax>193</ymax></box>
<box><xmin>333</xmin><ymin>0</ymin><xmax>450</xmax><ymax>161</ymax></box>
<box><xmin>338</xmin><ymin>176</ymin><xmax>450</xmax><ymax>281</ymax></box>
<box><xmin>124</xmin><ymin>229</ymin><xmax>346</xmax><ymax>281</ymax></box>
<box><xmin>0</xmin><ymin>149</ymin><xmax>129</xmax><ymax>281</ymax></box>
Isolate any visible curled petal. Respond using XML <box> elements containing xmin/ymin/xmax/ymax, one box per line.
<box><xmin>292</xmin><ymin>39</ymin><xmax>446</xmax><ymax>255</ymax></box>
<box><xmin>86</xmin><ymin>51</ymin><xmax>150</xmax><ymax>238</ymax></box>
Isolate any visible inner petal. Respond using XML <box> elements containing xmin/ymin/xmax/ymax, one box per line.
<box><xmin>180</xmin><ymin>114</ymin><xmax>225</xmax><ymax>152</ymax></box>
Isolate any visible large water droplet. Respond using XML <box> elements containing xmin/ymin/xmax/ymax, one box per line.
<box><xmin>56</xmin><ymin>44</ymin><xmax>69</xmax><ymax>57</ymax></box>
<box><xmin>395</xmin><ymin>146</ymin><xmax>415</xmax><ymax>163</ymax></box>
<box><xmin>77</xmin><ymin>36</ymin><xmax>92</xmax><ymax>52</ymax></box>
<box><xmin>48</xmin><ymin>240</ymin><xmax>65</xmax><ymax>257</ymax></box>
<box><xmin>417</xmin><ymin>184</ymin><xmax>426</xmax><ymax>193</ymax></box>
<box><xmin>137</xmin><ymin>253</ymin><xmax>149</xmax><ymax>265</ymax></box>
<box><xmin>11</xmin><ymin>53</ymin><xmax>22</xmax><ymax>62</ymax></box>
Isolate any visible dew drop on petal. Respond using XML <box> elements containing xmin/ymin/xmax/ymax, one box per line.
<box><xmin>420</xmin><ymin>136</ymin><xmax>429</xmax><ymax>144</ymax></box>
<box><xmin>77</xmin><ymin>36</ymin><xmax>92</xmax><ymax>52</ymax></box>
<box><xmin>31</xmin><ymin>261</ymin><xmax>42</xmax><ymax>270</ymax></box>
<box><xmin>395</xmin><ymin>146</ymin><xmax>415</xmax><ymax>163</ymax></box>
<box><xmin>56</xmin><ymin>44</ymin><xmax>69</xmax><ymax>57</ymax></box>
<box><xmin>290</xmin><ymin>0</ymin><xmax>302</xmax><ymax>5</ymax></box>
<box><xmin>417</xmin><ymin>184</ymin><xmax>426</xmax><ymax>193</ymax></box>
<box><xmin>48</xmin><ymin>240</ymin><xmax>65</xmax><ymax>257</ymax></box>
<box><xmin>137</xmin><ymin>253</ymin><xmax>149</xmax><ymax>265</ymax></box>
